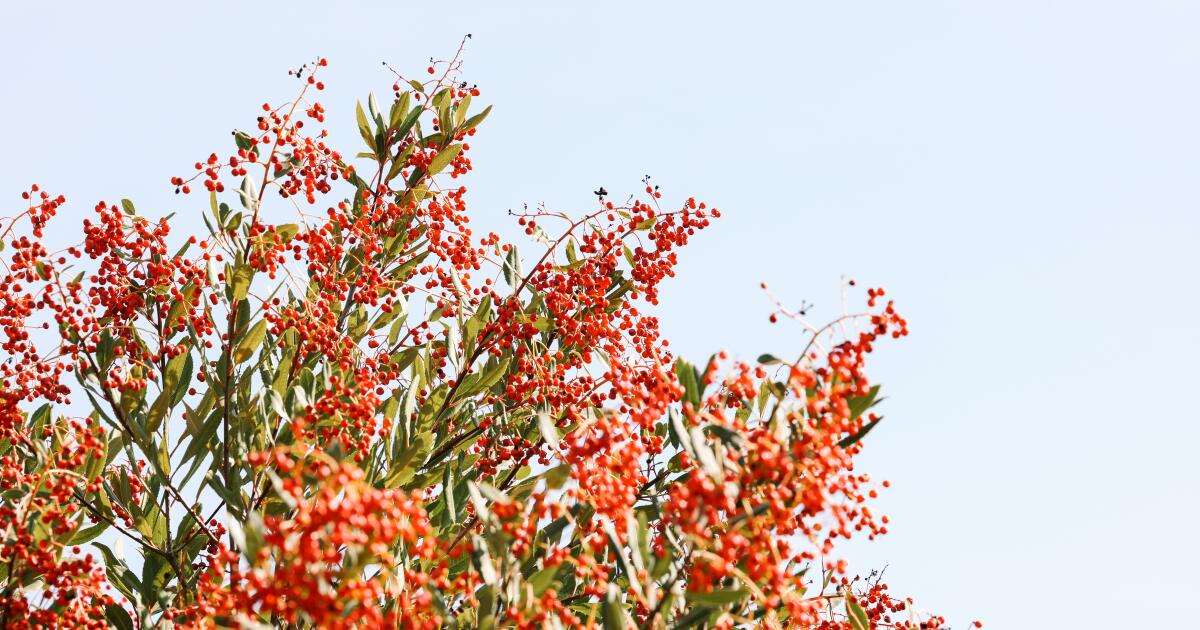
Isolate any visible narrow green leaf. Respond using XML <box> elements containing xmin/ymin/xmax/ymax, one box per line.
<box><xmin>846</xmin><ymin>593</ymin><xmax>871</xmax><ymax>630</ymax></box>
<box><xmin>674</xmin><ymin>358</ymin><xmax>702</xmax><ymax>408</ymax></box>
<box><xmin>230</xmin><ymin>266</ymin><xmax>254</xmax><ymax>302</ymax></box>
<box><xmin>503</xmin><ymin>246</ymin><xmax>522</xmax><ymax>288</ymax></box>
<box><xmin>528</xmin><ymin>564</ymin><xmax>560</xmax><ymax>596</ymax></box>
<box><xmin>67</xmin><ymin>522</ymin><xmax>108</xmax><ymax>545</ymax></box>
<box><xmin>389</xmin><ymin>92</ymin><xmax>411</xmax><ymax>129</ymax></box>
<box><xmin>543</xmin><ymin>464</ymin><xmax>571</xmax><ymax>490</ymax></box>
<box><xmin>93</xmin><ymin>543</ymin><xmax>140</xmax><ymax>604</ymax></box>
<box><xmin>105</xmin><ymin>604</ymin><xmax>135</xmax><ymax>630</ymax></box>
<box><xmin>146</xmin><ymin>349</ymin><xmax>190</xmax><ymax>432</ymax></box>
<box><xmin>537</xmin><ymin>412</ymin><xmax>559</xmax><ymax>449</ymax></box>
<box><xmin>471</xmin><ymin>534</ymin><xmax>499</xmax><ymax>584</ymax></box>
<box><xmin>368</xmin><ymin>92</ymin><xmax>382</xmax><ymax>124</ymax></box>
<box><xmin>603</xmin><ymin>583</ymin><xmax>626</xmax><ymax>630</ymax></box>
<box><xmin>274</xmin><ymin>223</ymin><xmax>300</xmax><ymax>242</ymax></box>
<box><xmin>235</xmin><ymin>320</ymin><xmax>266</xmax><ymax>364</ymax></box>
<box><xmin>848</xmin><ymin>384</ymin><xmax>882</xmax><ymax>421</ymax></box>
<box><xmin>685</xmin><ymin>588</ymin><xmax>749</xmax><ymax>606</ymax></box>
<box><xmin>838</xmin><ymin>416</ymin><xmax>883</xmax><ymax>449</ymax></box>
<box><xmin>356</xmin><ymin>100</ymin><xmax>377</xmax><ymax>153</ymax></box>
<box><xmin>237</xmin><ymin>176</ymin><xmax>258</xmax><ymax>210</ymax></box>
<box><xmin>426</xmin><ymin>143</ymin><xmax>463</xmax><ymax>176</ymax></box>
<box><xmin>461</xmin><ymin>105</ymin><xmax>492</xmax><ymax>133</ymax></box>
<box><xmin>233</xmin><ymin>130</ymin><xmax>255</xmax><ymax>151</ymax></box>
<box><xmin>442</xmin><ymin>465</ymin><xmax>458</xmax><ymax>524</ymax></box>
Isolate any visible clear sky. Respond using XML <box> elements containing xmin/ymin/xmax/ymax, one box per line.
<box><xmin>3</xmin><ymin>1</ymin><xmax>1197</xmax><ymax>627</ymax></box>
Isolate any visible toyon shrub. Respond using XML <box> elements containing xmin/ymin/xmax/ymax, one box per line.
<box><xmin>0</xmin><ymin>46</ymin><xmax>970</xmax><ymax>629</ymax></box>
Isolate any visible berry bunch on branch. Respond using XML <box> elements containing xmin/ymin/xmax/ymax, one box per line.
<box><xmin>0</xmin><ymin>45</ymin><xmax>961</xmax><ymax>629</ymax></box>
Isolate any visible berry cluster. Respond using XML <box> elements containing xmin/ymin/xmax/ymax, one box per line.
<box><xmin>0</xmin><ymin>47</ymin><xmax>971</xmax><ymax>629</ymax></box>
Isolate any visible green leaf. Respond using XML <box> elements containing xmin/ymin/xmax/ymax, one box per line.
<box><xmin>30</xmin><ymin>403</ymin><xmax>51</xmax><ymax>433</ymax></box>
<box><xmin>134</xmin><ymin>502</ymin><xmax>169</xmax><ymax>547</ymax></box>
<box><xmin>347</xmin><ymin>305</ymin><xmax>368</xmax><ymax>339</ymax></box>
<box><xmin>667</xmin><ymin>407</ymin><xmax>692</xmax><ymax>454</ymax></box>
<box><xmin>705</xmin><ymin>423</ymin><xmax>745</xmax><ymax>449</ymax></box>
<box><xmin>368</xmin><ymin>92</ymin><xmax>382</xmax><ymax>125</ymax></box>
<box><xmin>139</xmin><ymin>550</ymin><xmax>170</xmax><ymax>605</ymax></box>
<box><xmin>471</xmin><ymin>534</ymin><xmax>499</xmax><ymax>584</ymax></box>
<box><xmin>230</xmin><ymin>266</ymin><xmax>254</xmax><ymax>302</ymax></box>
<box><xmin>120</xmin><ymin>199</ymin><xmax>136</xmax><ymax>216</ymax></box>
<box><xmin>846</xmin><ymin>593</ymin><xmax>871</xmax><ymax>630</ymax></box>
<box><xmin>604</xmin><ymin>521</ymin><xmax>644</xmax><ymax>602</ymax></box>
<box><xmin>466</xmin><ymin>481</ymin><xmax>492</xmax><ymax>522</ymax></box>
<box><xmin>503</xmin><ymin>246</ymin><xmax>522</xmax><ymax>289</ymax></box>
<box><xmin>442</xmin><ymin>464</ymin><xmax>458</xmax><ymax>524</ymax></box>
<box><xmin>235</xmin><ymin>320</ymin><xmax>266</xmax><ymax>364</ymax></box>
<box><xmin>671</xmin><ymin>606</ymin><xmax>718</xmax><ymax>629</ymax></box>
<box><xmin>476</xmin><ymin>584</ymin><xmax>497</xmax><ymax>630</ymax></box>
<box><xmin>275</xmin><ymin>223</ymin><xmax>300</xmax><ymax>241</ymax></box>
<box><xmin>227</xmin><ymin>511</ymin><xmax>265</xmax><ymax>561</ymax></box>
<box><xmin>838</xmin><ymin>416</ymin><xmax>883</xmax><ymax>449</ymax></box>
<box><xmin>233</xmin><ymin>130</ymin><xmax>255</xmax><ymax>151</ymax></box>
<box><xmin>356</xmin><ymin>100</ymin><xmax>377</xmax><ymax>153</ymax></box>
<box><xmin>537</xmin><ymin>412</ymin><xmax>559</xmax><ymax>449</ymax></box>
<box><xmin>689</xmin><ymin>426</ymin><xmax>722</xmax><ymax>479</ymax></box>
<box><xmin>389</xmin><ymin>91</ymin><xmax>411</xmax><ymax>129</ymax></box>
<box><xmin>146</xmin><ymin>350</ymin><xmax>190</xmax><ymax>432</ymax></box>
<box><xmin>426</xmin><ymin>143</ymin><xmax>463</xmax><ymax>176</ymax></box>
<box><xmin>543</xmin><ymin>463</ymin><xmax>571</xmax><ymax>490</ymax></box>
<box><xmin>453</xmin><ymin>93</ymin><xmax>471</xmax><ymax>127</ymax></box>
<box><xmin>565</xmin><ymin>237</ymin><xmax>581</xmax><ymax>266</ymax></box>
<box><xmin>432</xmin><ymin>87</ymin><xmax>452</xmax><ymax>110</ymax></box>
<box><xmin>105</xmin><ymin>604</ymin><xmax>135</xmax><ymax>630</ymax></box>
<box><xmin>178</xmin><ymin>408</ymin><xmax>222</xmax><ymax>480</ymax></box>
<box><xmin>237</xmin><ymin>176</ymin><xmax>258</xmax><ymax>210</ymax></box>
<box><xmin>93</xmin><ymin>543</ymin><xmax>140</xmax><ymax>604</ymax></box>
<box><xmin>67</xmin><ymin>522</ymin><xmax>108</xmax><ymax>545</ymax></box>
<box><xmin>528</xmin><ymin>564</ymin><xmax>560</xmax><ymax>596</ymax></box>
<box><xmin>674</xmin><ymin>358</ymin><xmax>703</xmax><ymax>408</ymax></box>
<box><xmin>463</xmin><ymin>294</ymin><xmax>492</xmax><ymax>352</ymax></box>
<box><xmin>479</xmin><ymin>356</ymin><xmax>509</xmax><ymax>391</ymax></box>
<box><xmin>396</xmin><ymin>101</ymin><xmax>424</xmax><ymax>138</ymax></box>
<box><xmin>603</xmin><ymin>583</ymin><xmax>626</xmax><ymax>630</ymax></box>
<box><xmin>848</xmin><ymin>384</ymin><xmax>882</xmax><ymax>420</ymax></box>
<box><xmin>685</xmin><ymin>588</ymin><xmax>749</xmax><ymax>606</ymax></box>
<box><xmin>203</xmin><ymin>470</ymin><xmax>244</xmax><ymax>514</ymax></box>
<box><xmin>461</xmin><ymin>105</ymin><xmax>492</xmax><ymax>133</ymax></box>
<box><xmin>398</xmin><ymin>380</ymin><xmax>419</xmax><ymax>450</ymax></box>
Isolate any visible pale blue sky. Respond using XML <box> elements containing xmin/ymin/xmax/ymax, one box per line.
<box><xmin>3</xmin><ymin>1</ymin><xmax>1198</xmax><ymax>627</ymax></box>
